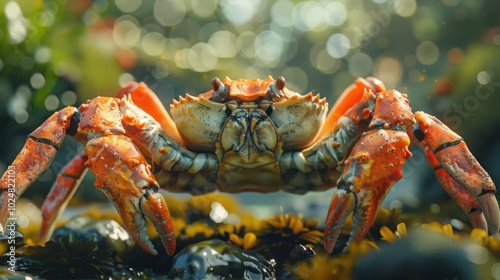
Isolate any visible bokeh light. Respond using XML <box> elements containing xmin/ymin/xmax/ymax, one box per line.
<box><xmin>393</xmin><ymin>0</ymin><xmax>417</xmax><ymax>17</ymax></box>
<box><xmin>477</xmin><ymin>71</ymin><xmax>491</xmax><ymax>85</ymax></box>
<box><xmin>208</xmin><ymin>31</ymin><xmax>238</xmax><ymax>58</ymax></box>
<box><xmin>113</xmin><ymin>15</ymin><xmax>141</xmax><ymax>49</ymax></box>
<box><xmin>44</xmin><ymin>95</ymin><xmax>59</xmax><ymax>111</ymax></box>
<box><xmin>188</xmin><ymin>42</ymin><xmax>218</xmax><ymax>72</ymax></box>
<box><xmin>115</xmin><ymin>0</ymin><xmax>142</xmax><ymax>13</ymax></box>
<box><xmin>61</xmin><ymin>90</ymin><xmax>77</xmax><ymax>106</ymax></box>
<box><xmin>30</xmin><ymin>73</ymin><xmax>45</xmax><ymax>89</ymax></box>
<box><xmin>221</xmin><ymin>0</ymin><xmax>261</xmax><ymax>26</ymax></box>
<box><xmin>190</xmin><ymin>0</ymin><xmax>218</xmax><ymax>19</ymax></box>
<box><xmin>255</xmin><ymin>30</ymin><xmax>284</xmax><ymax>67</ymax></box>
<box><xmin>326</xmin><ymin>33</ymin><xmax>350</xmax><ymax>59</ymax></box>
<box><xmin>236</xmin><ymin>31</ymin><xmax>257</xmax><ymax>59</ymax></box>
<box><xmin>34</xmin><ymin>46</ymin><xmax>51</xmax><ymax>64</ymax></box>
<box><xmin>412</xmin><ymin>17</ymin><xmax>440</xmax><ymax>41</ymax></box>
<box><xmin>348</xmin><ymin>52</ymin><xmax>374</xmax><ymax>77</ymax></box>
<box><xmin>154</xmin><ymin>0</ymin><xmax>186</xmax><ymax>27</ymax></box>
<box><xmin>416</xmin><ymin>41</ymin><xmax>440</xmax><ymax>65</ymax></box>
<box><xmin>373</xmin><ymin>56</ymin><xmax>403</xmax><ymax>89</ymax></box>
<box><xmin>141</xmin><ymin>32</ymin><xmax>166</xmax><ymax>56</ymax></box>
<box><xmin>2</xmin><ymin>0</ymin><xmax>499</xmax><ymax>143</ymax></box>
<box><xmin>5</xmin><ymin>1</ymin><xmax>26</xmax><ymax>44</ymax></box>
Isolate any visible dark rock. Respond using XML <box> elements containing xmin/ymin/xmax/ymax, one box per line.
<box><xmin>168</xmin><ymin>239</ymin><xmax>275</xmax><ymax>280</ymax></box>
<box><xmin>53</xmin><ymin>216</ymin><xmax>132</xmax><ymax>255</ymax></box>
<box><xmin>354</xmin><ymin>230</ymin><xmax>476</xmax><ymax>280</ymax></box>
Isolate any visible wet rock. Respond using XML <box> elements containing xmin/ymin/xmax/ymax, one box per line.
<box><xmin>53</xmin><ymin>216</ymin><xmax>132</xmax><ymax>255</ymax></box>
<box><xmin>168</xmin><ymin>239</ymin><xmax>275</xmax><ymax>280</ymax></box>
<box><xmin>354</xmin><ymin>230</ymin><xmax>476</xmax><ymax>280</ymax></box>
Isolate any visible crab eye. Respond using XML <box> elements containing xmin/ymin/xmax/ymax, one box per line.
<box><xmin>276</xmin><ymin>76</ymin><xmax>286</xmax><ymax>91</ymax></box>
<box><xmin>210</xmin><ymin>77</ymin><xmax>228</xmax><ymax>103</ymax></box>
<box><xmin>267</xmin><ymin>76</ymin><xmax>286</xmax><ymax>101</ymax></box>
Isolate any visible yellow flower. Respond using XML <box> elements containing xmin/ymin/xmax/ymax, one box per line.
<box><xmin>265</xmin><ymin>213</ymin><xmax>323</xmax><ymax>246</ymax></box>
<box><xmin>486</xmin><ymin>236</ymin><xmax>500</xmax><ymax>254</ymax></box>
<box><xmin>380</xmin><ymin>222</ymin><xmax>407</xmax><ymax>242</ymax></box>
<box><xmin>374</xmin><ymin>207</ymin><xmax>412</xmax><ymax>228</ymax></box>
<box><xmin>266</xmin><ymin>213</ymin><xmax>306</xmax><ymax>235</ymax></box>
<box><xmin>469</xmin><ymin>228</ymin><xmax>500</xmax><ymax>255</ymax></box>
<box><xmin>228</xmin><ymin>232</ymin><xmax>258</xmax><ymax>250</ymax></box>
<box><xmin>469</xmin><ymin>228</ymin><xmax>488</xmax><ymax>244</ymax></box>
<box><xmin>218</xmin><ymin>214</ymin><xmax>263</xmax><ymax>236</ymax></box>
<box><xmin>292</xmin><ymin>240</ymin><xmax>377</xmax><ymax>280</ymax></box>
<box><xmin>181</xmin><ymin>221</ymin><xmax>215</xmax><ymax>239</ymax></box>
<box><xmin>420</xmin><ymin>222</ymin><xmax>455</xmax><ymax>238</ymax></box>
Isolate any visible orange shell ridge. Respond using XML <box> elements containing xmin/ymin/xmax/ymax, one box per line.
<box><xmin>197</xmin><ymin>76</ymin><xmax>303</xmax><ymax>101</ymax></box>
<box><xmin>171</xmin><ymin>76</ymin><xmax>326</xmax><ymax>106</ymax></box>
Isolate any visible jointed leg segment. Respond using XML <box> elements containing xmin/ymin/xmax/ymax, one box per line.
<box><xmin>412</xmin><ymin>111</ymin><xmax>499</xmax><ymax>234</ymax></box>
<box><xmin>40</xmin><ymin>152</ymin><xmax>88</xmax><ymax>242</ymax></box>
<box><xmin>0</xmin><ymin>107</ymin><xmax>80</xmax><ymax>230</ymax></box>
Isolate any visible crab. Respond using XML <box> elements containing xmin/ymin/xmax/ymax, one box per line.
<box><xmin>1</xmin><ymin>76</ymin><xmax>499</xmax><ymax>256</ymax></box>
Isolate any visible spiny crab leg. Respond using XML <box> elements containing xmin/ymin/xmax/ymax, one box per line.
<box><xmin>85</xmin><ymin>135</ymin><xmax>175</xmax><ymax>256</ymax></box>
<box><xmin>324</xmin><ymin>129</ymin><xmax>412</xmax><ymax>253</ymax></box>
<box><xmin>40</xmin><ymin>152</ymin><xmax>88</xmax><ymax>241</ymax></box>
<box><xmin>412</xmin><ymin>111</ymin><xmax>499</xmax><ymax>234</ymax></box>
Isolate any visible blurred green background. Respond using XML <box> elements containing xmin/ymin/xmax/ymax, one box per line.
<box><xmin>0</xmin><ymin>0</ymin><xmax>499</xmax><ymax>215</ymax></box>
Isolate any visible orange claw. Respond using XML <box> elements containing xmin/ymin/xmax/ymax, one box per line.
<box><xmin>85</xmin><ymin>135</ymin><xmax>175</xmax><ymax>255</ymax></box>
<box><xmin>40</xmin><ymin>153</ymin><xmax>88</xmax><ymax>242</ymax></box>
<box><xmin>324</xmin><ymin>129</ymin><xmax>412</xmax><ymax>253</ymax></box>
<box><xmin>413</xmin><ymin>111</ymin><xmax>499</xmax><ymax>234</ymax></box>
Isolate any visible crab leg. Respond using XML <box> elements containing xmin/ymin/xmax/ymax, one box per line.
<box><xmin>324</xmin><ymin>129</ymin><xmax>412</xmax><ymax>253</ymax></box>
<box><xmin>85</xmin><ymin>135</ymin><xmax>175</xmax><ymax>255</ymax></box>
<box><xmin>420</xmin><ymin>144</ymin><xmax>487</xmax><ymax>230</ymax></box>
<box><xmin>0</xmin><ymin>107</ymin><xmax>80</xmax><ymax>232</ymax></box>
<box><xmin>413</xmin><ymin>111</ymin><xmax>499</xmax><ymax>234</ymax></box>
<box><xmin>40</xmin><ymin>152</ymin><xmax>88</xmax><ymax>241</ymax></box>
<box><xmin>118</xmin><ymin>95</ymin><xmax>219</xmax><ymax>190</ymax></box>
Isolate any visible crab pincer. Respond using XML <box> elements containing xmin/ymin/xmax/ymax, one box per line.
<box><xmin>85</xmin><ymin>135</ymin><xmax>175</xmax><ymax>255</ymax></box>
<box><xmin>324</xmin><ymin>129</ymin><xmax>412</xmax><ymax>253</ymax></box>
